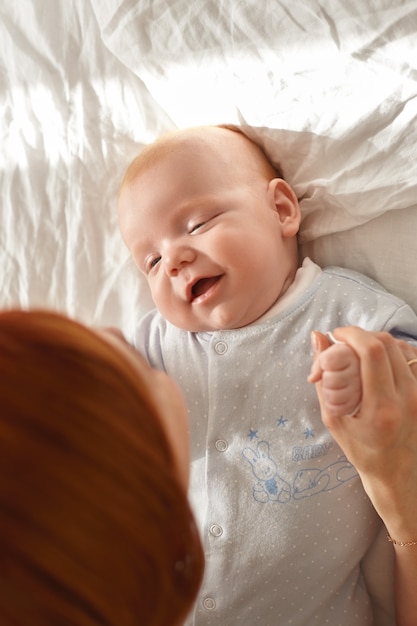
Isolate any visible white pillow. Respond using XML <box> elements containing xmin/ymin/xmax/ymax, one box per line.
<box><xmin>91</xmin><ymin>0</ymin><xmax>417</xmax><ymax>312</ymax></box>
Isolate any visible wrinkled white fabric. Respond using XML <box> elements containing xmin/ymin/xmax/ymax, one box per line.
<box><xmin>0</xmin><ymin>0</ymin><xmax>170</xmax><ymax>332</ymax></box>
<box><xmin>1</xmin><ymin>0</ymin><xmax>417</xmax><ymax>324</ymax></box>
<box><xmin>92</xmin><ymin>0</ymin><xmax>417</xmax><ymax>313</ymax></box>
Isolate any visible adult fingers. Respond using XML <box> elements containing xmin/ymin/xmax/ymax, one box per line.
<box><xmin>390</xmin><ymin>339</ymin><xmax>417</xmax><ymax>382</ymax></box>
<box><xmin>308</xmin><ymin>331</ymin><xmax>332</xmax><ymax>383</ymax></box>
<box><xmin>334</xmin><ymin>328</ymin><xmax>417</xmax><ymax>393</ymax></box>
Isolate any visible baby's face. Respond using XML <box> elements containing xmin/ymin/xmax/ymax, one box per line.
<box><xmin>119</xmin><ymin>136</ymin><xmax>300</xmax><ymax>332</ymax></box>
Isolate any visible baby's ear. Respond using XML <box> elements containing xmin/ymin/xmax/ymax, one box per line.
<box><xmin>268</xmin><ymin>178</ymin><xmax>301</xmax><ymax>237</ymax></box>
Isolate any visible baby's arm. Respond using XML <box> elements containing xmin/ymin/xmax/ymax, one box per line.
<box><xmin>308</xmin><ymin>332</ymin><xmax>362</xmax><ymax>417</ymax></box>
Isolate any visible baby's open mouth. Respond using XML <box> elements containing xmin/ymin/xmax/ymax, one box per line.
<box><xmin>191</xmin><ymin>276</ymin><xmax>221</xmax><ymax>300</ymax></box>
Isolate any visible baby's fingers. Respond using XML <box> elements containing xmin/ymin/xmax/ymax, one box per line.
<box><xmin>320</xmin><ymin>371</ymin><xmax>362</xmax><ymax>417</ymax></box>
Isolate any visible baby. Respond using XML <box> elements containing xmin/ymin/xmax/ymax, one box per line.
<box><xmin>120</xmin><ymin>126</ymin><xmax>361</xmax><ymax>414</ymax></box>
<box><xmin>118</xmin><ymin>125</ymin><xmax>417</xmax><ymax>624</ymax></box>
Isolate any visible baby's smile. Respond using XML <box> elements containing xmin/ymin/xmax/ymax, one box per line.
<box><xmin>191</xmin><ymin>276</ymin><xmax>222</xmax><ymax>301</ymax></box>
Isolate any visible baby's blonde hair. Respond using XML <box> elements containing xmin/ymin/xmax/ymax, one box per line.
<box><xmin>120</xmin><ymin>125</ymin><xmax>283</xmax><ymax>194</ymax></box>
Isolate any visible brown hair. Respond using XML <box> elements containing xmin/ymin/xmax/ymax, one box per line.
<box><xmin>0</xmin><ymin>309</ymin><xmax>204</xmax><ymax>626</ymax></box>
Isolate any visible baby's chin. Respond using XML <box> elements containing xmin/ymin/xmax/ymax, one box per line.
<box><xmin>166</xmin><ymin>310</ymin><xmax>261</xmax><ymax>333</ymax></box>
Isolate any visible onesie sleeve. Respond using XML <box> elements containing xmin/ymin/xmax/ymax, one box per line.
<box><xmin>380</xmin><ymin>301</ymin><xmax>417</xmax><ymax>346</ymax></box>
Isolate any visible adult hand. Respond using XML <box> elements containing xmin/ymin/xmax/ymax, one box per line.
<box><xmin>311</xmin><ymin>327</ymin><xmax>417</xmax><ymax>626</ymax></box>
<box><xmin>311</xmin><ymin>328</ymin><xmax>417</xmax><ymax>521</ymax></box>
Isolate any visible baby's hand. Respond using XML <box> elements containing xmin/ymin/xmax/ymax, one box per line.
<box><xmin>308</xmin><ymin>331</ymin><xmax>362</xmax><ymax>417</ymax></box>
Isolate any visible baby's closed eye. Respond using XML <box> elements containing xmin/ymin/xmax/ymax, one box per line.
<box><xmin>142</xmin><ymin>254</ymin><xmax>161</xmax><ymax>274</ymax></box>
<box><xmin>187</xmin><ymin>211</ymin><xmax>221</xmax><ymax>235</ymax></box>
<box><xmin>189</xmin><ymin>222</ymin><xmax>206</xmax><ymax>234</ymax></box>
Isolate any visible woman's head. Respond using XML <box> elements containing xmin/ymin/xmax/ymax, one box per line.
<box><xmin>0</xmin><ymin>309</ymin><xmax>203</xmax><ymax>626</ymax></box>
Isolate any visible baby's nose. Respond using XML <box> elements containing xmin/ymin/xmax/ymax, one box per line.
<box><xmin>165</xmin><ymin>245</ymin><xmax>195</xmax><ymax>276</ymax></box>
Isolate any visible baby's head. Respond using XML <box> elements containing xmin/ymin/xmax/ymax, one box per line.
<box><xmin>119</xmin><ymin>125</ymin><xmax>301</xmax><ymax>332</ymax></box>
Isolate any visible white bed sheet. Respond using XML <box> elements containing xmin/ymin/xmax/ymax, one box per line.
<box><xmin>93</xmin><ymin>0</ymin><xmax>417</xmax><ymax>315</ymax></box>
<box><xmin>1</xmin><ymin>0</ymin><xmax>417</xmax><ymax>337</ymax></box>
<box><xmin>0</xmin><ymin>0</ymin><xmax>173</xmax><ymax>336</ymax></box>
